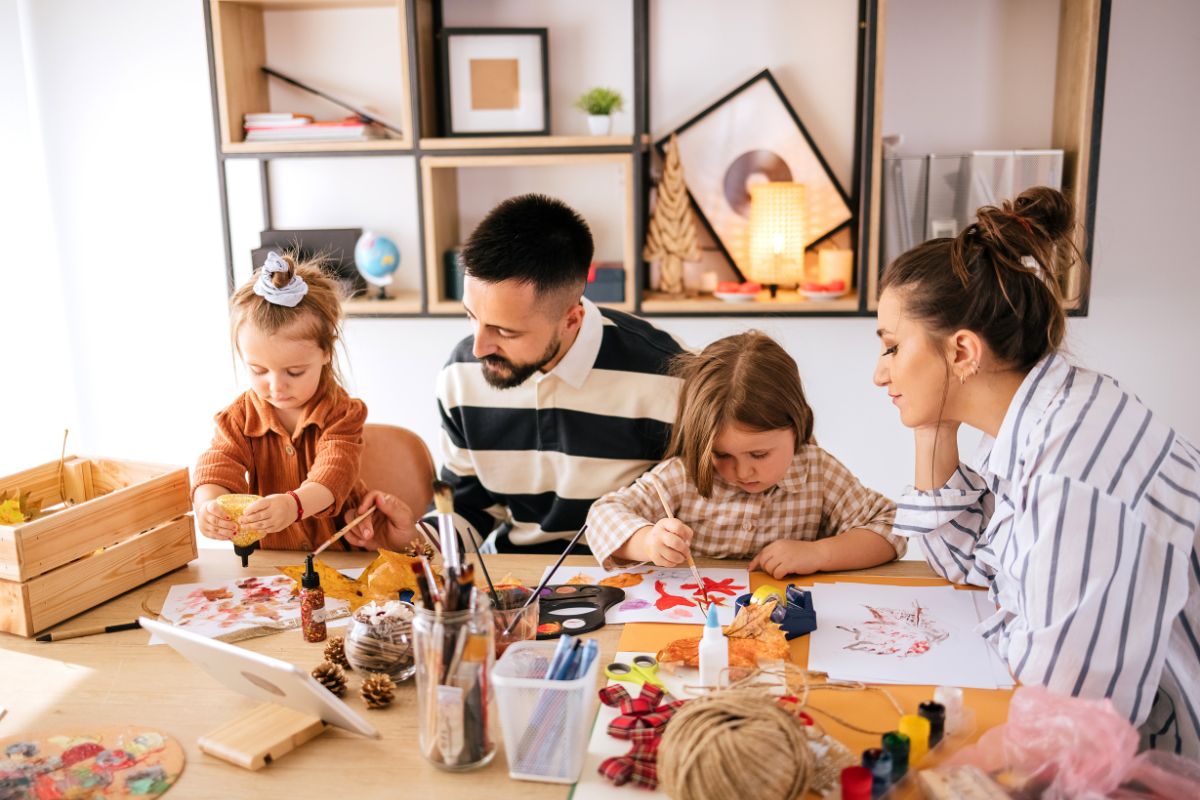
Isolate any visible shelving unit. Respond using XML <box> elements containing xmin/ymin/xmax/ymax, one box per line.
<box><xmin>204</xmin><ymin>0</ymin><xmax>1109</xmax><ymax>320</ymax></box>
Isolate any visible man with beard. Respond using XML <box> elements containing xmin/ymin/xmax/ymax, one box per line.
<box><xmin>433</xmin><ymin>194</ymin><xmax>683</xmax><ymax>553</ymax></box>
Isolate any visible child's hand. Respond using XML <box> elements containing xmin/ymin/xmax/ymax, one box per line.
<box><xmin>344</xmin><ymin>490</ymin><xmax>417</xmax><ymax>551</ymax></box>
<box><xmin>749</xmin><ymin>540</ymin><xmax>829</xmax><ymax>579</ymax></box>
<box><xmin>195</xmin><ymin>499</ymin><xmax>238</xmax><ymax>540</ymax></box>
<box><xmin>633</xmin><ymin>519</ymin><xmax>695</xmax><ymax>568</ymax></box>
<box><xmin>239</xmin><ymin>493</ymin><xmax>300</xmax><ymax>534</ymax></box>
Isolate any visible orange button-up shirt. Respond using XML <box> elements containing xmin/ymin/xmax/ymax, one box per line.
<box><xmin>192</xmin><ymin>385</ymin><xmax>367</xmax><ymax>551</ymax></box>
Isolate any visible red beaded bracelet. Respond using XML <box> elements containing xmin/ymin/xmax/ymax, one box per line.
<box><xmin>286</xmin><ymin>490</ymin><xmax>303</xmax><ymax>523</ymax></box>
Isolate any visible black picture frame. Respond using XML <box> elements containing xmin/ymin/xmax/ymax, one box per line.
<box><xmin>438</xmin><ymin>27</ymin><xmax>550</xmax><ymax>137</ymax></box>
<box><xmin>657</xmin><ymin>69</ymin><xmax>853</xmax><ymax>280</ymax></box>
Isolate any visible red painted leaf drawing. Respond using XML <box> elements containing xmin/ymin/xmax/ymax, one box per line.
<box><xmin>680</xmin><ymin>577</ymin><xmax>746</xmax><ymax>607</ymax></box>
<box><xmin>653</xmin><ymin>580</ymin><xmax>695</xmax><ymax>611</ymax></box>
<box><xmin>837</xmin><ymin>601</ymin><xmax>949</xmax><ymax>658</ymax></box>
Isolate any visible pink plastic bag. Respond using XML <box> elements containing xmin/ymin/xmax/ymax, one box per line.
<box><xmin>942</xmin><ymin>686</ymin><xmax>1200</xmax><ymax>799</ymax></box>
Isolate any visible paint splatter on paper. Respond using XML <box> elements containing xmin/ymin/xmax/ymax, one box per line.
<box><xmin>157</xmin><ymin>575</ymin><xmax>348</xmax><ymax>643</ymax></box>
<box><xmin>0</xmin><ymin>727</ymin><xmax>184</xmax><ymax>799</ymax></box>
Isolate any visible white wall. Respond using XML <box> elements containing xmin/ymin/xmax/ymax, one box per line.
<box><xmin>5</xmin><ymin>0</ymin><xmax>1198</xmax><ymax>517</ymax></box>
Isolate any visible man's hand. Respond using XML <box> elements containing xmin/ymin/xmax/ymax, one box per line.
<box><xmin>343</xmin><ymin>490</ymin><xmax>418</xmax><ymax>551</ymax></box>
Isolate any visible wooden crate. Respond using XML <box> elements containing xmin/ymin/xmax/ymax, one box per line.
<box><xmin>0</xmin><ymin>456</ymin><xmax>198</xmax><ymax>636</ymax></box>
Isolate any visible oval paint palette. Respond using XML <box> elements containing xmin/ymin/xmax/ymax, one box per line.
<box><xmin>535</xmin><ymin>584</ymin><xmax>626</xmax><ymax>639</ymax></box>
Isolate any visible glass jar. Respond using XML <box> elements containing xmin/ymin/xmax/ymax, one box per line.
<box><xmin>413</xmin><ymin>597</ymin><xmax>495</xmax><ymax>771</ymax></box>
<box><xmin>344</xmin><ymin>600</ymin><xmax>416</xmax><ymax>682</ymax></box>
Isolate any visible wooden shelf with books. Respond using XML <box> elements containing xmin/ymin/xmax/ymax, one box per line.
<box><xmin>420</xmin><ymin>153</ymin><xmax>637</xmax><ymax>315</ymax></box>
<box><xmin>209</xmin><ymin>0</ymin><xmax>414</xmax><ymax>153</ymax></box>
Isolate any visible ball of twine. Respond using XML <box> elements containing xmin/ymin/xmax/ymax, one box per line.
<box><xmin>658</xmin><ymin>687</ymin><xmax>814</xmax><ymax>800</ymax></box>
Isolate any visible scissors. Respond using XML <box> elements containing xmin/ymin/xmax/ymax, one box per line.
<box><xmin>604</xmin><ymin>654</ymin><xmax>669</xmax><ymax>694</ymax></box>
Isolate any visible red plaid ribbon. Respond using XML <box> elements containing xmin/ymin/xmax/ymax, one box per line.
<box><xmin>596</xmin><ymin>684</ymin><xmax>686</xmax><ymax>789</ymax></box>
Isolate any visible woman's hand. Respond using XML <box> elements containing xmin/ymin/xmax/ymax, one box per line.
<box><xmin>239</xmin><ymin>493</ymin><xmax>300</xmax><ymax>534</ymax></box>
<box><xmin>194</xmin><ymin>498</ymin><xmax>238</xmax><ymax>541</ymax></box>
<box><xmin>343</xmin><ymin>490</ymin><xmax>417</xmax><ymax>551</ymax></box>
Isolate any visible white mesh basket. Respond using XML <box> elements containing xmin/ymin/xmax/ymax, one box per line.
<box><xmin>492</xmin><ymin>639</ymin><xmax>600</xmax><ymax>783</ymax></box>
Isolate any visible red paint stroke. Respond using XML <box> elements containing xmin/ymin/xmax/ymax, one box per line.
<box><xmin>653</xmin><ymin>580</ymin><xmax>694</xmax><ymax>611</ymax></box>
<box><xmin>680</xmin><ymin>578</ymin><xmax>745</xmax><ymax>597</ymax></box>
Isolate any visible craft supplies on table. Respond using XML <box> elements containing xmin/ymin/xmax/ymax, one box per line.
<box><xmin>492</xmin><ymin>585</ymin><xmax>539</xmax><ymax>656</ymax></box>
<box><xmin>539</xmin><ymin>565</ymin><xmax>749</xmax><ymax>626</ymax></box>
<box><xmin>734</xmin><ymin>582</ymin><xmax>817</xmax><ymax>640</ymax></box>
<box><xmin>604</xmin><ymin>654</ymin><xmax>668</xmax><ymax>695</ymax></box>
<box><xmin>343</xmin><ymin>599</ymin><xmax>416</xmax><ymax>681</ymax></box>
<box><xmin>493</xmin><ymin>636</ymin><xmax>601</xmax><ymax>783</ymax></box>
<box><xmin>0</xmin><ymin>456</ymin><xmax>196</xmax><ymax>637</ymax></box>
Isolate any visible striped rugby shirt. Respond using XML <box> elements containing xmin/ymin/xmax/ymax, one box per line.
<box><xmin>436</xmin><ymin>298</ymin><xmax>683</xmax><ymax>550</ymax></box>
<box><xmin>895</xmin><ymin>352</ymin><xmax>1200</xmax><ymax>757</ymax></box>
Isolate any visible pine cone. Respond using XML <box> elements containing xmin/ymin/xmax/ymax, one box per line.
<box><xmin>324</xmin><ymin>636</ymin><xmax>350</xmax><ymax>669</ymax></box>
<box><xmin>361</xmin><ymin>672</ymin><xmax>396</xmax><ymax>709</ymax></box>
<box><xmin>311</xmin><ymin>661</ymin><xmax>347</xmax><ymax>697</ymax></box>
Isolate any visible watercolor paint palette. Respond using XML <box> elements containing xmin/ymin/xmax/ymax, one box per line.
<box><xmin>534</xmin><ymin>584</ymin><xmax>626</xmax><ymax>639</ymax></box>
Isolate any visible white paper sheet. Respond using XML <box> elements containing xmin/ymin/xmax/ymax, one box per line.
<box><xmin>538</xmin><ymin>566</ymin><xmax>749</xmax><ymax>625</ymax></box>
<box><xmin>807</xmin><ymin>583</ymin><xmax>1008</xmax><ymax>689</ymax></box>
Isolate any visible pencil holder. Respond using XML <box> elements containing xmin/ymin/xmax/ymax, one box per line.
<box><xmin>413</xmin><ymin>600</ymin><xmax>496</xmax><ymax>771</ymax></box>
<box><xmin>492</xmin><ymin>640</ymin><xmax>600</xmax><ymax>783</ymax></box>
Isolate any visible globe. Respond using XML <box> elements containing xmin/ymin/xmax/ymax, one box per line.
<box><xmin>354</xmin><ymin>231</ymin><xmax>400</xmax><ymax>299</ymax></box>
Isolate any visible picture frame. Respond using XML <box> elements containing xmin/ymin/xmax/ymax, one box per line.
<box><xmin>659</xmin><ymin>70</ymin><xmax>853</xmax><ymax>279</ymax></box>
<box><xmin>438</xmin><ymin>28</ymin><xmax>550</xmax><ymax>137</ymax></box>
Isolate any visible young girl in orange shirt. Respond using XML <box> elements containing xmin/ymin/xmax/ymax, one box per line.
<box><xmin>192</xmin><ymin>252</ymin><xmax>410</xmax><ymax>551</ymax></box>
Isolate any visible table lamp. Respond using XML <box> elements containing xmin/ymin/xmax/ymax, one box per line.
<box><xmin>747</xmin><ymin>182</ymin><xmax>807</xmax><ymax>298</ymax></box>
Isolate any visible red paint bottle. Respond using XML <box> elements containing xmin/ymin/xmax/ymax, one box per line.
<box><xmin>300</xmin><ymin>554</ymin><xmax>327</xmax><ymax>642</ymax></box>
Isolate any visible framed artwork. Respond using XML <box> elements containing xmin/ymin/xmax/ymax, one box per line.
<box><xmin>439</xmin><ymin>28</ymin><xmax>550</xmax><ymax>136</ymax></box>
<box><xmin>660</xmin><ymin>70</ymin><xmax>852</xmax><ymax>279</ymax></box>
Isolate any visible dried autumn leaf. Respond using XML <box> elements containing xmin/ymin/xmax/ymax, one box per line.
<box><xmin>280</xmin><ymin>550</ymin><xmax>435</xmax><ymax>611</ymax></box>
<box><xmin>0</xmin><ymin>498</ymin><xmax>24</xmax><ymax>525</ymax></box>
<box><xmin>657</xmin><ymin>599</ymin><xmax>790</xmax><ymax>670</ymax></box>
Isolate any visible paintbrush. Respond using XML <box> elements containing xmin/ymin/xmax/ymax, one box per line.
<box><xmin>502</xmin><ymin>523</ymin><xmax>589</xmax><ymax>636</ymax></box>
<box><xmin>311</xmin><ymin>506</ymin><xmax>375</xmax><ymax>557</ymax></box>
<box><xmin>36</xmin><ymin>620</ymin><xmax>140</xmax><ymax>642</ymax></box>
<box><xmin>432</xmin><ymin>480</ymin><xmax>461</xmax><ymax>570</ymax></box>
<box><xmin>466</xmin><ymin>526</ymin><xmax>499</xmax><ymax>607</ymax></box>
<box><xmin>648</xmin><ymin>477</ymin><xmax>711</xmax><ymax>609</ymax></box>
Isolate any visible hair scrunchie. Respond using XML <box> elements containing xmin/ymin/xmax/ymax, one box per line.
<box><xmin>253</xmin><ymin>251</ymin><xmax>309</xmax><ymax>307</ymax></box>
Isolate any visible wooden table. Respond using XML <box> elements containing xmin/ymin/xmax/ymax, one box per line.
<box><xmin>0</xmin><ymin>550</ymin><xmax>986</xmax><ymax>798</ymax></box>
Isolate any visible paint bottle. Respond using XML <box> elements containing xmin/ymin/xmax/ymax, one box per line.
<box><xmin>898</xmin><ymin>714</ymin><xmax>930</xmax><ymax>765</ymax></box>
<box><xmin>698</xmin><ymin>604</ymin><xmax>728</xmax><ymax>688</ymax></box>
<box><xmin>919</xmin><ymin>700</ymin><xmax>946</xmax><ymax>747</ymax></box>
<box><xmin>934</xmin><ymin>686</ymin><xmax>965</xmax><ymax>735</ymax></box>
<box><xmin>300</xmin><ymin>554</ymin><xmax>327</xmax><ymax>643</ymax></box>
<box><xmin>860</xmin><ymin>748</ymin><xmax>893</xmax><ymax>798</ymax></box>
<box><xmin>881</xmin><ymin>730</ymin><xmax>910</xmax><ymax>781</ymax></box>
<box><xmin>839</xmin><ymin>765</ymin><xmax>872</xmax><ymax>800</ymax></box>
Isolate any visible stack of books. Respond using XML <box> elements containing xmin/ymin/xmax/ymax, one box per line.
<box><xmin>242</xmin><ymin>113</ymin><xmax>383</xmax><ymax>143</ymax></box>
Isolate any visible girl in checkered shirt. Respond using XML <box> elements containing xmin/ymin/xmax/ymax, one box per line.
<box><xmin>587</xmin><ymin>331</ymin><xmax>901</xmax><ymax>577</ymax></box>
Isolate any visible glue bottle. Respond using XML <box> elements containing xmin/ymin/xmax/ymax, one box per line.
<box><xmin>698</xmin><ymin>605</ymin><xmax>728</xmax><ymax>688</ymax></box>
<box><xmin>300</xmin><ymin>554</ymin><xmax>327</xmax><ymax>643</ymax></box>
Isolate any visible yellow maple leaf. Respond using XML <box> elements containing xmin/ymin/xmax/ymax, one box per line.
<box><xmin>0</xmin><ymin>498</ymin><xmax>24</xmax><ymax>525</ymax></box>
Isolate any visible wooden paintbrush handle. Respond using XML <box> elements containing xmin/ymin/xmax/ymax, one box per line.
<box><xmin>311</xmin><ymin>507</ymin><xmax>375</xmax><ymax>556</ymax></box>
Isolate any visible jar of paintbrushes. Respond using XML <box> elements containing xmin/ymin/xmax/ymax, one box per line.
<box><xmin>413</xmin><ymin>591</ymin><xmax>496</xmax><ymax>771</ymax></box>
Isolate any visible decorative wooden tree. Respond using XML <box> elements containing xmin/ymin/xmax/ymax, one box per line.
<box><xmin>643</xmin><ymin>133</ymin><xmax>700</xmax><ymax>295</ymax></box>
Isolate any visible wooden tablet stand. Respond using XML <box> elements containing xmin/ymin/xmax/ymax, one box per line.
<box><xmin>199</xmin><ymin>703</ymin><xmax>328</xmax><ymax>770</ymax></box>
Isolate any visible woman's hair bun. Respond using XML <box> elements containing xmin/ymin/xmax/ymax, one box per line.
<box><xmin>1011</xmin><ymin>185</ymin><xmax>1073</xmax><ymax>241</ymax></box>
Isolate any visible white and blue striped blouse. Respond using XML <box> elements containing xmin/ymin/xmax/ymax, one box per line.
<box><xmin>894</xmin><ymin>352</ymin><xmax>1200</xmax><ymax>758</ymax></box>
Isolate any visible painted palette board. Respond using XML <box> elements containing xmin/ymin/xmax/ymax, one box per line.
<box><xmin>538</xmin><ymin>566</ymin><xmax>749</xmax><ymax>626</ymax></box>
<box><xmin>156</xmin><ymin>574</ymin><xmax>348</xmax><ymax>643</ymax></box>
<box><xmin>0</xmin><ymin>726</ymin><xmax>184</xmax><ymax>799</ymax></box>
<box><xmin>807</xmin><ymin>583</ymin><xmax>1014</xmax><ymax>690</ymax></box>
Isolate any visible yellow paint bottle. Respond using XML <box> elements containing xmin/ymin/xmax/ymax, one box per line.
<box><xmin>216</xmin><ymin>493</ymin><xmax>265</xmax><ymax>566</ymax></box>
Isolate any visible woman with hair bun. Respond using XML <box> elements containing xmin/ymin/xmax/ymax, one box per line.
<box><xmin>874</xmin><ymin>186</ymin><xmax>1200</xmax><ymax>758</ymax></box>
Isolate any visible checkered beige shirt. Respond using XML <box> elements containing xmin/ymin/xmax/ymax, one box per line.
<box><xmin>587</xmin><ymin>445</ymin><xmax>902</xmax><ymax>570</ymax></box>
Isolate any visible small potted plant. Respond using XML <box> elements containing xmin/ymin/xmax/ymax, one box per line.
<box><xmin>575</xmin><ymin>87</ymin><xmax>624</xmax><ymax>136</ymax></box>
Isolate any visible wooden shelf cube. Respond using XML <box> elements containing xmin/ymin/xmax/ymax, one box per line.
<box><xmin>210</xmin><ymin>0</ymin><xmax>414</xmax><ymax>153</ymax></box>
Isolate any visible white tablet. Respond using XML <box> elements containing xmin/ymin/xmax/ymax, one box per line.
<box><xmin>140</xmin><ymin>617</ymin><xmax>380</xmax><ymax>738</ymax></box>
